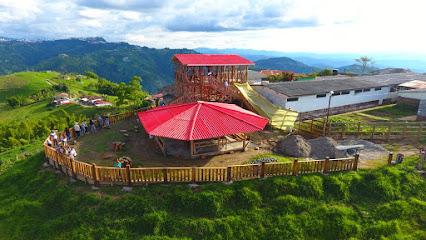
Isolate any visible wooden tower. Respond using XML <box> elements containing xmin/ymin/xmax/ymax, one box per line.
<box><xmin>170</xmin><ymin>54</ymin><xmax>255</xmax><ymax>103</ymax></box>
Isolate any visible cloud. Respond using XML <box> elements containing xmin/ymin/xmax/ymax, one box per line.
<box><xmin>77</xmin><ymin>0</ymin><xmax>167</xmax><ymax>11</ymax></box>
<box><xmin>0</xmin><ymin>0</ymin><xmax>42</xmax><ymax>23</ymax></box>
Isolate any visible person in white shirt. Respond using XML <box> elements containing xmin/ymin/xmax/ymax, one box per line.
<box><xmin>69</xmin><ymin>147</ymin><xmax>77</xmax><ymax>160</ymax></box>
<box><xmin>74</xmin><ymin>122</ymin><xmax>81</xmax><ymax>137</ymax></box>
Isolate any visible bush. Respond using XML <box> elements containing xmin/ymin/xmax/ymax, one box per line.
<box><xmin>235</xmin><ymin>187</ymin><xmax>262</xmax><ymax>209</ymax></box>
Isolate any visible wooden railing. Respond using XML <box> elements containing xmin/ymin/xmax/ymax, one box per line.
<box><xmin>294</xmin><ymin>117</ymin><xmax>425</xmax><ymax>140</ymax></box>
<box><xmin>43</xmin><ymin>107</ymin><xmax>359</xmax><ymax>187</ymax></box>
<box><xmin>44</xmin><ymin>141</ymin><xmax>359</xmax><ymax>186</ymax></box>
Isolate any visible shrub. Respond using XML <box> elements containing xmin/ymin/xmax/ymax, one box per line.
<box><xmin>296</xmin><ymin>175</ymin><xmax>323</xmax><ymax>199</ymax></box>
<box><xmin>272</xmin><ymin>195</ymin><xmax>314</xmax><ymax>215</ymax></box>
<box><xmin>235</xmin><ymin>187</ymin><xmax>262</xmax><ymax>209</ymax></box>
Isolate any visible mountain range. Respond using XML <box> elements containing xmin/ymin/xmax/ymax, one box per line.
<box><xmin>0</xmin><ymin>38</ymin><xmax>195</xmax><ymax>93</ymax></box>
<box><xmin>195</xmin><ymin>48</ymin><xmax>426</xmax><ymax>73</ymax></box>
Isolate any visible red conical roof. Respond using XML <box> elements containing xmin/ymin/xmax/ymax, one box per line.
<box><xmin>138</xmin><ymin>101</ymin><xmax>268</xmax><ymax>140</ymax></box>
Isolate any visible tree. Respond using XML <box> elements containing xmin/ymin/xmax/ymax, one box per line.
<box><xmin>317</xmin><ymin>68</ymin><xmax>333</xmax><ymax>76</ymax></box>
<box><xmin>355</xmin><ymin>56</ymin><xmax>374</xmax><ymax>75</ymax></box>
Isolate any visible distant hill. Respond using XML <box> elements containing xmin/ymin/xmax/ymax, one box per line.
<box><xmin>0</xmin><ymin>38</ymin><xmax>196</xmax><ymax>93</ymax></box>
<box><xmin>195</xmin><ymin>47</ymin><xmax>426</xmax><ymax>73</ymax></box>
<box><xmin>254</xmin><ymin>57</ymin><xmax>320</xmax><ymax>74</ymax></box>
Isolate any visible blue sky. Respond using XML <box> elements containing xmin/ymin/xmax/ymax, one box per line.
<box><xmin>1</xmin><ymin>0</ymin><xmax>425</xmax><ymax>54</ymax></box>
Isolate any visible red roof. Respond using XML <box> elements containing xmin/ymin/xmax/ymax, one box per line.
<box><xmin>138</xmin><ymin>101</ymin><xmax>268</xmax><ymax>140</ymax></box>
<box><xmin>260</xmin><ymin>70</ymin><xmax>283</xmax><ymax>75</ymax></box>
<box><xmin>172</xmin><ymin>54</ymin><xmax>255</xmax><ymax>66</ymax></box>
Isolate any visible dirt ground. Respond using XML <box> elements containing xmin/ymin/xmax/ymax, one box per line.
<box><xmin>74</xmin><ymin>119</ymin><xmax>283</xmax><ymax>167</ymax></box>
<box><xmin>73</xmin><ymin>119</ymin><xmax>423</xmax><ymax>168</ymax></box>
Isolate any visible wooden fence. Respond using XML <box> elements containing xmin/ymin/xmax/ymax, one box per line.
<box><xmin>43</xmin><ymin>106</ymin><xmax>359</xmax><ymax>187</ymax></box>
<box><xmin>44</xmin><ymin>144</ymin><xmax>359</xmax><ymax>187</ymax></box>
<box><xmin>294</xmin><ymin>117</ymin><xmax>425</xmax><ymax>140</ymax></box>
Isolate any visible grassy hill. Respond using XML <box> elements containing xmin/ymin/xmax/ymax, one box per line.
<box><xmin>0</xmin><ymin>150</ymin><xmax>424</xmax><ymax>239</ymax></box>
<box><xmin>0</xmin><ymin>38</ymin><xmax>197</xmax><ymax>93</ymax></box>
<box><xmin>0</xmin><ymin>71</ymin><xmax>113</xmax><ymax>123</ymax></box>
<box><xmin>254</xmin><ymin>57</ymin><xmax>320</xmax><ymax>74</ymax></box>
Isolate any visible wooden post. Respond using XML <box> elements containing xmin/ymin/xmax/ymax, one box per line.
<box><xmin>372</xmin><ymin>123</ymin><xmax>376</xmax><ymax>139</ymax></box>
<box><xmin>310</xmin><ymin>116</ymin><xmax>314</xmax><ymax>135</ymax></box>
<box><xmin>292</xmin><ymin>158</ymin><xmax>299</xmax><ymax>176</ymax></box>
<box><xmin>69</xmin><ymin>157</ymin><xmax>77</xmax><ymax>180</ymax></box>
<box><xmin>418</xmin><ymin>122</ymin><xmax>424</xmax><ymax>139</ymax></box>
<box><xmin>328</xmin><ymin>122</ymin><xmax>332</xmax><ymax>137</ymax></box>
<box><xmin>163</xmin><ymin>168</ymin><xmax>168</xmax><ymax>183</ymax></box>
<box><xmin>356</xmin><ymin>122</ymin><xmax>361</xmax><ymax>138</ymax></box>
<box><xmin>353</xmin><ymin>154</ymin><xmax>359</xmax><ymax>170</ymax></box>
<box><xmin>260</xmin><ymin>162</ymin><xmax>266</xmax><ymax>179</ymax></box>
<box><xmin>192</xmin><ymin>167</ymin><xmax>196</xmax><ymax>182</ymax></box>
<box><xmin>341</xmin><ymin>124</ymin><xmax>346</xmax><ymax>140</ymax></box>
<box><xmin>323</xmin><ymin>156</ymin><xmax>330</xmax><ymax>174</ymax></box>
<box><xmin>217</xmin><ymin>136</ymin><xmax>221</xmax><ymax>152</ymax></box>
<box><xmin>387</xmin><ymin>152</ymin><xmax>393</xmax><ymax>166</ymax></box>
<box><xmin>403</xmin><ymin>121</ymin><xmax>408</xmax><ymax>137</ymax></box>
<box><xmin>227</xmin><ymin>166</ymin><xmax>232</xmax><ymax>181</ymax></box>
<box><xmin>417</xmin><ymin>153</ymin><xmax>425</xmax><ymax>171</ymax></box>
<box><xmin>322</xmin><ymin>120</ymin><xmax>326</xmax><ymax>136</ymax></box>
<box><xmin>92</xmin><ymin>163</ymin><xmax>99</xmax><ymax>187</ymax></box>
<box><xmin>190</xmin><ymin>140</ymin><xmax>194</xmax><ymax>158</ymax></box>
<box><xmin>387</xmin><ymin>123</ymin><xmax>392</xmax><ymax>141</ymax></box>
<box><xmin>127</xmin><ymin>165</ymin><xmax>132</xmax><ymax>187</ymax></box>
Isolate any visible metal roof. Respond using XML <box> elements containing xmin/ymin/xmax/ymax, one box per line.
<box><xmin>264</xmin><ymin>73</ymin><xmax>426</xmax><ymax>97</ymax></box>
<box><xmin>398</xmin><ymin>80</ymin><xmax>426</xmax><ymax>89</ymax></box>
<box><xmin>172</xmin><ymin>54</ymin><xmax>255</xmax><ymax>66</ymax></box>
<box><xmin>138</xmin><ymin>101</ymin><xmax>268</xmax><ymax>140</ymax></box>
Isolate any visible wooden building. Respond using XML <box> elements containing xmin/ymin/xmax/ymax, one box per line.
<box><xmin>171</xmin><ymin>54</ymin><xmax>255</xmax><ymax>103</ymax></box>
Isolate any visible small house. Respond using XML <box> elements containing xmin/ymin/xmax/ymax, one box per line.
<box><xmin>52</xmin><ymin>93</ymin><xmax>71</xmax><ymax>106</ymax></box>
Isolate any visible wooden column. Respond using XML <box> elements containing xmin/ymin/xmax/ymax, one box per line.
<box><xmin>92</xmin><ymin>163</ymin><xmax>99</xmax><ymax>187</ymax></box>
<box><xmin>127</xmin><ymin>165</ymin><xmax>132</xmax><ymax>186</ymax></box>
<box><xmin>192</xmin><ymin>167</ymin><xmax>196</xmax><ymax>182</ymax></box>
<box><xmin>356</xmin><ymin>122</ymin><xmax>361</xmax><ymax>138</ymax></box>
<box><xmin>190</xmin><ymin>140</ymin><xmax>194</xmax><ymax>158</ymax></box>
<box><xmin>292</xmin><ymin>158</ymin><xmax>299</xmax><ymax>176</ymax></box>
<box><xmin>372</xmin><ymin>123</ymin><xmax>376</xmax><ymax>139</ymax></box>
<box><xmin>217</xmin><ymin>136</ymin><xmax>221</xmax><ymax>152</ymax></box>
<box><xmin>417</xmin><ymin>153</ymin><xmax>425</xmax><ymax>171</ymax></box>
<box><xmin>353</xmin><ymin>154</ymin><xmax>359</xmax><ymax>170</ymax></box>
<box><xmin>227</xmin><ymin>166</ymin><xmax>232</xmax><ymax>181</ymax></box>
<box><xmin>418</xmin><ymin>122</ymin><xmax>424</xmax><ymax>139</ymax></box>
<box><xmin>70</xmin><ymin>157</ymin><xmax>77</xmax><ymax>180</ymax></box>
<box><xmin>260</xmin><ymin>162</ymin><xmax>266</xmax><ymax>179</ymax></box>
<box><xmin>323</xmin><ymin>156</ymin><xmax>330</xmax><ymax>174</ymax></box>
<box><xmin>387</xmin><ymin>152</ymin><xmax>393</xmax><ymax>166</ymax></box>
<box><xmin>387</xmin><ymin>123</ymin><xmax>392</xmax><ymax>141</ymax></box>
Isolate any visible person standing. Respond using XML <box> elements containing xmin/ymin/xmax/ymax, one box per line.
<box><xmin>114</xmin><ymin>159</ymin><xmax>122</xmax><ymax>168</ymax></box>
<box><xmin>89</xmin><ymin>118</ymin><xmax>96</xmax><ymax>133</ymax></box>
<box><xmin>83</xmin><ymin>120</ymin><xmax>89</xmax><ymax>135</ymax></box>
<box><xmin>50</xmin><ymin>130</ymin><xmax>59</xmax><ymax>146</ymax></box>
<box><xmin>65</xmin><ymin>128</ymin><xmax>71</xmax><ymax>141</ymax></box>
<box><xmin>97</xmin><ymin>115</ymin><xmax>102</xmax><ymax>129</ymax></box>
<box><xmin>74</xmin><ymin>122</ymin><xmax>81</xmax><ymax>137</ymax></box>
<box><xmin>61</xmin><ymin>132</ymin><xmax>68</xmax><ymax>147</ymax></box>
<box><xmin>104</xmin><ymin>114</ymin><xmax>110</xmax><ymax>128</ymax></box>
<box><xmin>69</xmin><ymin>147</ymin><xmax>77</xmax><ymax>160</ymax></box>
<box><xmin>80</xmin><ymin>122</ymin><xmax>86</xmax><ymax>136</ymax></box>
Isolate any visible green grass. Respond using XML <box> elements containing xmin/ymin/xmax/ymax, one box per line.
<box><xmin>0</xmin><ymin>153</ymin><xmax>424</xmax><ymax>239</ymax></box>
<box><xmin>363</xmin><ymin>104</ymin><xmax>418</xmax><ymax>120</ymax></box>
<box><xmin>0</xmin><ymin>72</ymin><xmax>54</xmax><ymax>111</ymax></box>
<box><xmin>0</xmin><ymin>99</ymin><xmax>115</xmax><ymax>123</ymax></box>
<box><xmin>0</xmin><ymin>140</ymin><xmax>44</xmax><ymax>172</ymax></box>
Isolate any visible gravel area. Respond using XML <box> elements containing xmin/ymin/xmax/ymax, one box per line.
<box><xmin>338</xmin><ymin>139</ymin><xmax>389</xmax><ymax>160</ymax></box>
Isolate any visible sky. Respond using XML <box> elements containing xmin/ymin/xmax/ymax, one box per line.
<box><xmin>1</xmin><ymin>0</ymin><xmax>426</xmax><ymax>54</ymax></box>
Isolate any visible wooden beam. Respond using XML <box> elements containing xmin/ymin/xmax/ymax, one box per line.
<box><xmin>190</xmin><ymin>140</ymin><xmax>194</xmax><ymax>158</ymax></box>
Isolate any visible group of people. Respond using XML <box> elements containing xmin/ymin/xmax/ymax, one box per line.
<box><xmin>46</xmin><ymin>113</ymin><xmax>113</xmax><ymax>161</ymax></box>
<box><xmin>55</xmin><ymin>145</ymin><xmax>78</xmax><ymax>160</ymax></box>
<box><xmin>73</xmin><ymin>114</ymin><xmax>110</xmax><ymax>137</ymax></box>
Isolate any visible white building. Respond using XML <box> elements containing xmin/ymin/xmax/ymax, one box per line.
<box><xmin>252</xmin><ymin>73</ymin><xmax>426</xmax><ymax>117</ymax></box>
